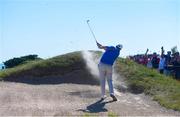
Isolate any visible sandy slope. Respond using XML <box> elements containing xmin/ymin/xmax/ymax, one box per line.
<box><xmin>0</xmin><ymin>81</ymin><xmax>179</xmax><ymax>116</ymax></box>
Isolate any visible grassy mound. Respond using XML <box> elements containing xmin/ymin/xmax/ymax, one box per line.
<box><xmin>116</xmin><ymin>58</ymin><xmax>180</xmax><ymax>111</ymax></box>
<box><xmin>0</xmin><ymin>51</ymin><xmax>98</xmax><ymax>85</ymax></box>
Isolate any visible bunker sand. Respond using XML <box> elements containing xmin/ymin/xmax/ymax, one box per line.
<box><xmin>0</xmin><ymin>82</ymin><xmax>179</xmax><ymax>116</ymax></box>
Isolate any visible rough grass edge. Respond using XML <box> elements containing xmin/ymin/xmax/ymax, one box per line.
<box><xmin>116</xmin><ymin>58</ymin><xmax>180</xmax><ymax>111</ymax></box>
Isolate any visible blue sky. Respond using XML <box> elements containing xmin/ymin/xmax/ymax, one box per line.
<box><xmin>0</xmin><ymin>0</ymin><xmax>179</xmax><ymax>62</ymax></box>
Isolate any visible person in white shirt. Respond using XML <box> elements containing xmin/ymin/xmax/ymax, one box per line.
<box><xmin>158</xmin><ymin>47</ymin><xmax>165</xmax><ymax>74</ymax></box>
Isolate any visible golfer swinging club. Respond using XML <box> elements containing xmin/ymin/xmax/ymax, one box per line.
<box><xmin>97</xmin><ymin>41</ymin><xmax>123</xmax><ymax>101</ymax></box>
<box><xmin>86</xmin><ymin>20</ymin><xmax>122</xmax><ymax>101</ymax></box>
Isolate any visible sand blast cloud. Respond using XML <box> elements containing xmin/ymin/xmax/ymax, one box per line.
<box><xmin>81</xmin><ymin>51</ymin><xmax>99</xmax><ymax>78</ymax></box>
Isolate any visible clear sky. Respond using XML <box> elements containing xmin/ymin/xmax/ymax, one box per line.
<box><xmin>0</xmin><ymin>0</ymin><xmax>180</xmax><ymax>62</ymax></box>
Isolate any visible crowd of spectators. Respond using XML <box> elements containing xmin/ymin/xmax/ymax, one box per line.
<box><xmin>129</xmin><ymin>47</ymin><xmax>180</xmax><ymax>80</ymax></box>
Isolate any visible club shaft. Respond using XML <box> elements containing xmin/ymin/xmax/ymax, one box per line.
<box><xmin>87</xmin><ymin>21</ymin><xmax>97</xmax><ymax>42</ymax></box>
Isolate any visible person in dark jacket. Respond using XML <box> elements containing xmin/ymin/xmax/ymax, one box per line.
<box><xmin>151</xmin><ymin>52</ymin><xmax>159</xmax><ymax>69</ymax></box>
<box><xmin>172</xmin><ymin>52</ymin><xmax>180</xmax><ymax>80</ymax></box>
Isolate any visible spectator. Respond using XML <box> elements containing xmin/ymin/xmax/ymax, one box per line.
<box><xmin>164</xmin><ymin>51</ymin><xmax>172</xmax><ymax>76</ymax></box>
<box><xmin>151</xmin><ymin>52</ymin><xmax>159</xmax><ymax>69</ymax></box>
<box><xmin>147</xmin><ymin>58</ymin><xmax>152</xmax><ymax>68</ymax></box>
<box><xmin>142</xmin><ymin>49</ymin><xmax>149</xmax><ymax>66</ymax></box>
<box><xmin>172</xmin><ymin>52</ymin><xmax>180</xmax><ymax>80</ymax></box>
<box><xmin>158</xmin><ymin>47</ymin><xmax>165</xmax><ymax>74</ymax></box>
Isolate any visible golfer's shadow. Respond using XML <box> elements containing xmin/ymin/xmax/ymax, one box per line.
<box><xmin>77</xmin><ymin>99</ymin><xmax>114</xmax><ymax>113</ymax></box>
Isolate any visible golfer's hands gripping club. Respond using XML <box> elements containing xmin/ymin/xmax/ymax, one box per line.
<box><xmin>96</xmin><ymin>41</ymin><xmax>102</xmax><ymax>49</ymax></box>
<box><xmin>96</xmin><ymin>41</ymin><xmax>107</xmax><ymax>50</ymax></box>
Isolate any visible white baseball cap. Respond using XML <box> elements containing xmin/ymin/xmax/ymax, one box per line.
<box><xmin>116</xmin><ymin>44</ymin><xmax>123</xmax><ymax>49</ymax></box>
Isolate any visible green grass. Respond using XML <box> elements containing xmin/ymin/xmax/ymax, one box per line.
<box><xmin>108</xmin><ymin>112</ymin><xmax>118</xmax><ymax>117</ymax></box>
<box><xmin>0</xmin><ymin>51</ymin><xmax>84</xmax><ymax>78</ymax></box>
<box><xmin>116</xmin><ymin>58</ymin><xmax>180</xmax><ymax>111</ymax></box>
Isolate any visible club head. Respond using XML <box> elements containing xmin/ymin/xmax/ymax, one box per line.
<box><xmin>87</xmin><ymin>20</ymin><xmax>90</xmax><ymax>23</ymax></box>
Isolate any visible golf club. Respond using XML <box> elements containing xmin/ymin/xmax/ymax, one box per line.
<box><xmin>86</xmin><ymin>20</ymin><xmax>98</xmax><ymax>43</ymax></box>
